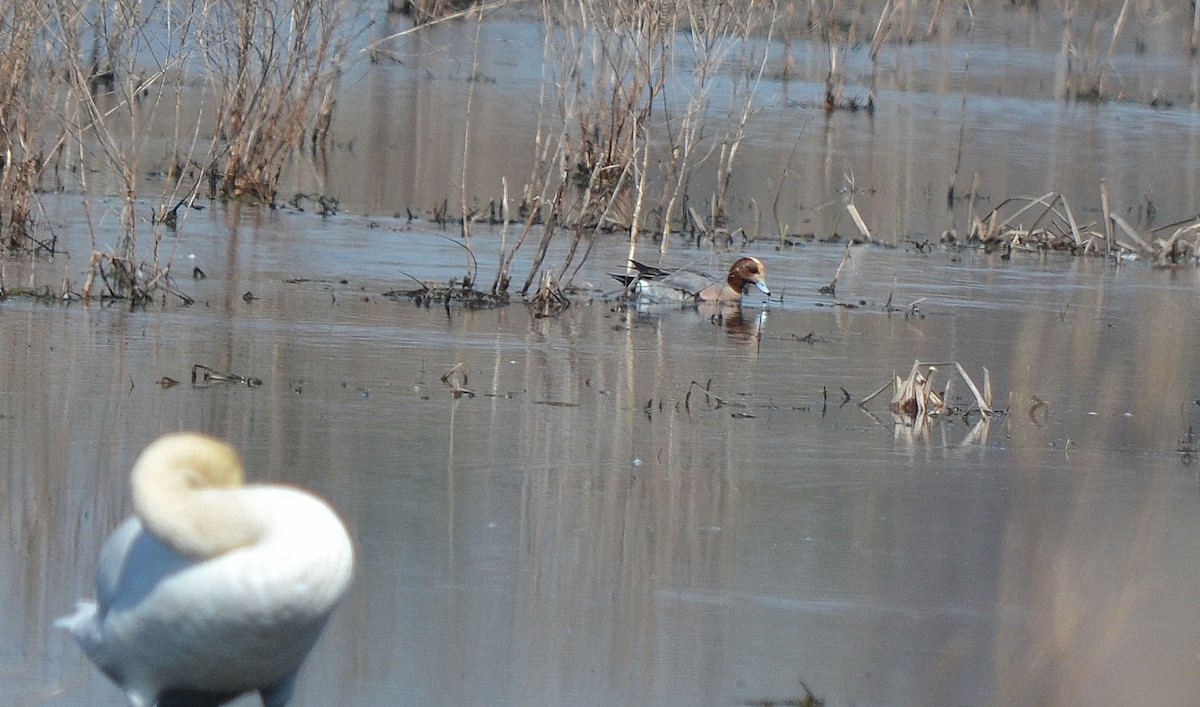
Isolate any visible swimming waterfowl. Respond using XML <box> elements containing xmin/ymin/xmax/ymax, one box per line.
<box><xmin>56</xmin><ymin>433</ymin><xmax>354</xmax><ymax>707</ymax></box>
<box><xmin>613</xmin><ymin>256</ymin><xmax>771</xmax><ymax>304</ymax></box>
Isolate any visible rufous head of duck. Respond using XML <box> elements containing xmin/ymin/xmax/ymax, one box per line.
<box><xmin>617</xmin><ymin>256</ymin><xmax>771</xmax><ymax>304</ymax></box>
<box><xmin>715</xmin><ymin>256</ymin><xmax>770</xmax><ymax>301</ymax></box>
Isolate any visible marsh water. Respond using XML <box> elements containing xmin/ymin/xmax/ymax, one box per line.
<box><xmin>7</xmin><ymin>4</ymin><xmax>1200</xmax><ymax>707</ymax></box>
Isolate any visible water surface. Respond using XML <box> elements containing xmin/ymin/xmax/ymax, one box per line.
<box><xmin>3</xmin><ymin>204</ymin><xmax>1200</xmax><ymax>706</ymax></box>
<box><xmin>6</xmin><ymin>3</ymin><xmax>1200</xmax><ymax>705</ymax></box>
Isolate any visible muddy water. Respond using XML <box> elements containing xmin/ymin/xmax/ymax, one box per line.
<box><xmin>7</xmin><ymin>4</ymin><xmax>1200</xmax><ymax>707</ymax></box>
<box><xmin>2</xmin><ymin>202</ymin><xmax>1199</xmax><ymax>706</ymax></box>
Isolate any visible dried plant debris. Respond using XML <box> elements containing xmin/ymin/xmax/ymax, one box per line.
<box><xmin>677</xmin><ymin>379</ymin><xmax>807</xmax><ymax>417</ymax></box>
<box><xmin>383</xmin><ymin>279</ymin><xmax>509</xmax><ymax>309</ymax></box>
<box><xmin>861</xmin><ymin>359</ymin><xmax>993</xmax><ymax>418</ymax></box>
<box><xmin>951</xmin><ymin>190</ymin><xmax>1200</xmax><ymax>266</ymax></box>
<box><xmin>382</xmin><ymin>266</ymin><xmax>579</xmax><ymax>313</ymax></box>
<box><xmin>684</xmin><ymin>379</ymin><xmax>742</xmax><ymax>413</ymax></box>
<box><xmin>819</xmin><ymin>243</ymin><xmax>853</xmax><ymax>296</ymax></box>
<box><xmin>191</xmin><ymin>364</ymin><xmax>263</xmax><ymax>388</ymax></box>
<box><xmin>81</xmin><ymin>252</ymin><xmax>194</xmax><ymax>306</ymax></box>
<box><xmin>0</xmin><ymin>280</ymin><xmax>71</xmax><ymax>303</ymax></box>
<box><xmin>528</xmin><ymin>269</ymin><xmax>570</xmax><ymax>318</ymax></box>
<box><xmin>441</xmin><ymin>362</ymin><xmax>475</xmax><ymax>398</ymax></box>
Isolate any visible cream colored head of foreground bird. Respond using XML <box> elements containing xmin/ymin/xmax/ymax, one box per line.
<box><xmin>57</xmin><ymin>432</ymin><xmax>355</xmax><ymax>707</ymax></box>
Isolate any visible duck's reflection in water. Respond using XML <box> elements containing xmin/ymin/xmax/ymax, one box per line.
<box><xmin>699</xmin><ymin>303</ymin><xmax>767</xmax><ymax>345</ymax></box>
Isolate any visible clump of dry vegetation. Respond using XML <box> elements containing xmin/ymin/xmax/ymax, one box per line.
<box><xmin>0</xmin><ymin>0</ymin><xmax>349</xmax><ymax>305</ymax></box>
<box><xmin>861</xmin><ymin>359</ymin><xmax>994</xmax><ymax>419</ymax></box>
<box><xmin>206</xmin><ymin>0</ymin><xmax>349</xmax><ymax>203</ymax></box>
<box><xmin>382</xmin><ymin>278</ymin><xmax>510</xmax><ymax>309</ymax></box>
<box><xmin>389</xmin><ymin>0</ymin><xmax>786</xmax><ymax>307</ymax></box>
<box><xmin>440</xmin><ymin>361</ymin><xmax>475</xmax><ymax>398</ymax></box>
<box><xmin>0</xmin><ymin>0</ymin><xmax>65</xmax><ymax>254</ymax></box>
<box><xmin>499</xmin><ymin>0</ymin><xmax>779</xmax><ymax>290</ymax></box>
<box><xmin>945</xmin><ymin>187</ymin><xmax>1200</xmax><ymax>267</ymax></box>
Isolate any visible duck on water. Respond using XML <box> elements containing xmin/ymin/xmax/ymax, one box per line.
<box><xmin>612</xmin><ymin>256</ymin><xmax>771</xmax><ymax>304</ymax></box>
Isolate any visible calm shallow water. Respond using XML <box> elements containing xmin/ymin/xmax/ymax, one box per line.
<box><xmin>3</xmin><ymin>202</ymin><xmax>1200</xmax><ymax>706</ymax></box>
<box><xmin>7</xmin><ymin>3</ymin><xmax>1200</xmax><ymax>705</ymax></box>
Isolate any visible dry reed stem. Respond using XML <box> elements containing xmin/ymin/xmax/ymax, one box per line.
<box><xmin>1096</xmin><ymin>0</ymin><xmax>1133</xmax><ymax>98</ymax></box>
<box><xmin>1110</xmin><ymin>213</ymin><xmax>1150</xmax><ymax>251</ymax></box>
<box><xmin>1100</xmin><ymin>179</ymin><xmax>1113</xmax><ymax>257</ymax></box>
<box><xmin>490</xmin><ymin>177</ymin><xmax>512</xmax><ymax>294</ymax></box>
<box><xmin>366</xmin><ymin>0</ymin><xmax>511</xmax><ymax>54</ymax></box>
<box><xmin>192</xmin><ymin>364</ymin><xmax>262</xmax><ymax>387</ymax></box>
<box><xmin>1193</xmin><ymin>1</ymin><xmax>1200</xmax><ymax>56</ymax></box>
<box><xmin>819</xmin><ymin>243</ymin><xmax>853</xmax><ymax>296</ymax></box>
<box><xmin>528</xmin><ymin>269</ymin><xmax>569</xmax><ymax>318</ymax></box>
<box><xmin>459</xmin><ymin>5</ymin><xmax>485</xmax><ymax>261</ymax></box>
<box><xmin>846</xmin><ymin>203</ymin><xmax>870</xmax><ymax>239</ymax></box>
<box><xmin>402</xmin><ymin>0</ymin><xmax>481</xmax><ymax>27</ymax></box>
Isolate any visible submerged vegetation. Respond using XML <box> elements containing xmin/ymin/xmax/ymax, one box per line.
<box><xmin>3</xmin><ymin>0</ymin><xmax>1200</xmax><ymax>307</ymax></box>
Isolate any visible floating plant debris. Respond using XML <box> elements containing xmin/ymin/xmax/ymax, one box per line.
<box><xmin>440</xmin><ymin>362</ymin><xmax>475</xmax><ymax>398</ymax></box>
<box><xmin>383</xmin><ymin>280</ymin><xmax>509</xmax><ymax>309</ymax></box>
<box><xmin>191</xmin><ymin>364</ymin><xmax>262</xmax><ymax>388</ymax></box>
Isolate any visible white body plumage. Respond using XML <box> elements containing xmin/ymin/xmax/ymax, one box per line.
<box><xmin>57</xmin><ymin>434</ymin><xmax>354</xmax><ymax>707</ymax></box>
